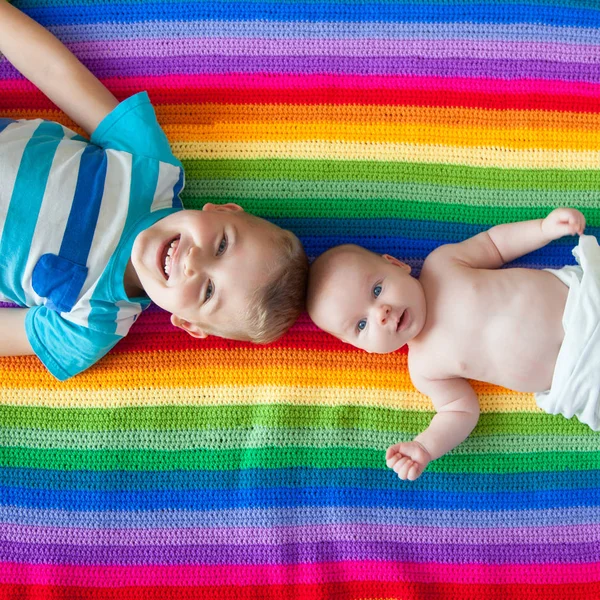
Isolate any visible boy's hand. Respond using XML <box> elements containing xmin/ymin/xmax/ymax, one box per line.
<box><xmin>542</xmin><ymin>208</ymin><xmax>586</xmax><ymax>239</ymax></box>
<box><xmin>386</xmin><ymin>441</ymin><xmax>432</xmax><ymax>481</ymax></box>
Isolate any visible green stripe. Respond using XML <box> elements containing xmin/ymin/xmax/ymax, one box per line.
<box><xmin>0</xmin><ymin>405</ymin><xmax>592</xmax><ymax>435</ymax></box>
<box><xmin>2</xmin><ymin>427</ymin><xmax>598</xmax><ymax>454</ymax></box>
<box><xmin>183</xmin><ymin>159</ymin><xmax>600</xmax><ymax>190</ymax></box>
<box><xmin>1</xmin><ymin>446</ymin><xmax>599</xmax><ymax>473</ymax></box>
<box><xmin>182</xmin><ymin>179</ymin><xmax>600</xmax><ymax>211</ymax></box>
<box><xmin>185</xmin><ymin>193</ymin><xmax>600</xmax><ymax>227</ymax></box>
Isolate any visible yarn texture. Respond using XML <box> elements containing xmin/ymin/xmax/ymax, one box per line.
<box><xmin>1</xmin><ymin>1</ymin><xmax>600</xmax><ymax>598</ymax></box>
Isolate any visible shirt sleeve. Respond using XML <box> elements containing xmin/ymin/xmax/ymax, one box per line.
<box><xmin>90</xmin><ymin>91</ymin><xmax>181</xmax><ymax>167</ymax></box>
<box><xmin>25</xmin><ymin>305</ymin><xmax>123</xmax><ymax>381</ymax></box>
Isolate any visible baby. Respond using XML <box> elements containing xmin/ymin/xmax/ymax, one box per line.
<box><xmin>0</xmin><ymin>2</ymin><xmax>308</xmax><ymax>380</ymax></box>
<box><xmin>307</xmin><ymin>208</ymin><xmax>597</xmax><ymax>480</ymax></box>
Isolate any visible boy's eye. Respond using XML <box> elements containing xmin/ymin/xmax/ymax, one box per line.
<box><xmin>357</xmin><ymin>319</ymin><xmax>367</xmax><ymax>332</ymax></box>
<box><xmin>373</xmin><ymin>285</ymin><xmax>382</xmax><ymax>297</ymax></box>
<box><xmin>217</xmin><ymin>235</ymin><xmax>227</xmax><ymax>256</ymax></box>
<box><xmin>204</xmin><ymin>280</ymin><xmax>214</xmax><ymax>303</ymax></box>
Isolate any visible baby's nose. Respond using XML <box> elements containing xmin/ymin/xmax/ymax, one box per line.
<box><xmin>377</xmin><ymin>304</ymin><xmax>391</xmax><ymax>325</ymax></box>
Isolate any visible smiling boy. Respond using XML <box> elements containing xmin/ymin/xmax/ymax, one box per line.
<box><xmin>0</xmin><ymin>1</ymin><xmax>308</xmax><ymax>380</ymax></box>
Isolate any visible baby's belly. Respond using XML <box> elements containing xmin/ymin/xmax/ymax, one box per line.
<box><xmin>453</xmin><ymin>271</ymin><xmax>568</xmax><ymax>392</ymax></box>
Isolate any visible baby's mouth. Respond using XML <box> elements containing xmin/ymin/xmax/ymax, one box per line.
<box><xmin>397</xmin><ymin>309</ymin><xmax>409</xmax><ymax>332</ymax></box>
<box><xmin>161</xmin><ymin>236</ymin><xmax>180</xmax><ymax>280</ymax></box>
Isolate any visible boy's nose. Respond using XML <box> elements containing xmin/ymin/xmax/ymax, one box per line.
<box><xmin>183</xmin><ymin>246</ymin><xmax>202</xmax><ymax>277</ymax></box>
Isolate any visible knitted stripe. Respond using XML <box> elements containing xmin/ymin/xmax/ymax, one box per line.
<box><xmin>2</xmin><ymin>1</ymin><xmax>600</xmax><ymax>599</ymax></box>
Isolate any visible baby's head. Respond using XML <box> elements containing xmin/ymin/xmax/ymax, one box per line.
<box><xmin>307</xmin><ymin>244</ymin><xmax>426</xmax><ymax>353</ymax></box>
<box><xmin>130</xmin><ymin>203</ymin><xmax>308</xmax><ymax>343</ymax></box>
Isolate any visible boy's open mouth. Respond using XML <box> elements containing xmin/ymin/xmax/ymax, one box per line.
<box><xmin>161</xmin><ymin>236</ymin><xmax>180</xmax><ymax>280</ymax></box>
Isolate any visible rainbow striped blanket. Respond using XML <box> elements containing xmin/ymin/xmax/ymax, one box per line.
<box><xmin>1</xmin><ymin>1</ymin><xmax>600</xmax><ymax>598</ymax></box>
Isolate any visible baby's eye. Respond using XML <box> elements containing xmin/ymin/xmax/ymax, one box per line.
<box><xmin>357</xmin><ymin>319</ymin><xmax>367</xmax><ymax>332</ymax></box>
<box><xmin>217</xmin><ymin>235</ymin><xmax>228</xmax><ymax>256</ymax></box>
<box><xmin>373</xmin><ymin>284</ymin><xmax>382</xmax><ymax>297</ymax></box>
<box><xmin>204</xmin><ymin>280</ymin><xmax>214</xmax><ymax>303</ymax></box>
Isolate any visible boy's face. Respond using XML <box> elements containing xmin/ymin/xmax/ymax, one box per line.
<box><xmin>308</xmin><ymin>247</ymin><xmax>426</xmax><ymax>353</ymax></box>
<box><xmin>130</xmin><ymin>203</ymin><xmax>278</xmax><ymax>339</ymax></box>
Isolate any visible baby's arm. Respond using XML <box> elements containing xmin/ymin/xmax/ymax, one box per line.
<box><xmin>438</xmin><ymin>208</ymin><xmax>585</xmax><ymax>269</ymax></box>
<box><xmin>0</xmin><ymin>0</ymin><xmax>118</xmax><ymax>135</ymax></box>
<box><xmin>0</xmin><ymin>308</ymin><xmax>34</xmax><ymax>356</ymax></box>
<box><xmin>386</xmin><ymin>376</ymin><xmax>480</xmax><ymax>480</ymax></box>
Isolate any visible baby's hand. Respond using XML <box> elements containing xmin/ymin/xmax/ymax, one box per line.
<box><xmin>386</xmin><ymin>441</ymin><xmax>432</xmax><ymax>481</ymax></box>
<box><xmin>542</xmin><ymin>208</ymin><xmax>586</xmax><ymax>239</ymax></box>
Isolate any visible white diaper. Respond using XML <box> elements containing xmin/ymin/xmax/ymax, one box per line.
<box><xmin>535</xmin><ymin>234</ymin><xmax>600</xmax><ymax>430</ymax></box>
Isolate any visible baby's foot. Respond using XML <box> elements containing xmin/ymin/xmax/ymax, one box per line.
<box><xmin>386</xmin><ymin>441</ymin><xmax>431</xmax><ymax>481</ymax></box>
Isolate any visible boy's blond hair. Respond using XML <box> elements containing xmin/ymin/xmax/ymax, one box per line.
<box><xmin>244</xmin><ymin>228</ymin><xmax>308</xmax><ymax>343</ymax></box>
<box><xmin>196</xmin><ymin>220</ymin><xmax>308</xmax><ymax>343</ymax></box>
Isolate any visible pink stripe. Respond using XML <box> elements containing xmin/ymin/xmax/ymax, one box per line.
<box><xmin>1</xmin><ymin>561</ymin><xmax>599</xmax><ymax>586</ymax></box>
<box><xmin>2</xmin><ymin>74</ymin><xmax>600</xmax><ymax>97</ymax></box>
<box><xmin>2</xmin><ymin>523</ymin><xmax>599</xmax><ymax>546</ymax></box>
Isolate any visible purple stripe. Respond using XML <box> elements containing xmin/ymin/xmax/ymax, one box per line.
<box><xmin>2</xmin><ymin>541</ymin><xmax>598</xmax><ymax>565</ymax></box>
<box><xmin>65</xmin><ymin>38</ymin><xmax>600</xmax><ymax>64</ymax></box>
<box><xmin>2</xmin><ymin>522</ymin><xmax>599</xmax><ymax>546</ymax></box>
<box><xmin>2</xmin><ymin>56</ymin><xmax>600</xmax><ymax>82</ymax></box>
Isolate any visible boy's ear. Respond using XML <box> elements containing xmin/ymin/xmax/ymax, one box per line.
<box><xmin>202</xmin><ymin>202</ymin><xmax>244</xmax><ymax>213</ymax></box>
<box><xmin>170</xmin><ymin>315</ymin><xmax>209</xmax><ymax>339</ymax></box>
<box><xmin>382</xmin><ymin>254</ymin><xmax>411</xmax><ymax>273</ymax></box>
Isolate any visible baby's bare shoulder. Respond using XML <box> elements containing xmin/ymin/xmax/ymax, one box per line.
<box><xmin>421</xmin><ymin>244</ymin><xmax>475</xmax><ymax>283</ymax></box>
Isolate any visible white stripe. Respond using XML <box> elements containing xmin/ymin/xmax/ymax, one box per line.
<box><xmin>0</xmin><ymin>121</ymin><xmax>41</xmax><ymax>244</ymax></box>
<box><xmin>153</xmin><ymin>162</ymin><xmax>181</xmax><ymax>211</ymax></box>
<box><xmin>64</xmin><ymin>149</ymin><xmax>133</xmax><ymax>329</ymax></box>
<box><xmin>114</xmin><ymin>300</ymin><xmax>142</xmax><ymax>336</ymax></box>
<box><xmin>22</xmin><ymin>139</ymin><xmax>85</xmax><ymax>305</ymax></box>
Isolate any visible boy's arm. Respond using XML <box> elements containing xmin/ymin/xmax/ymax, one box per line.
<box><xmin>0</xmin><ymin>0</ymin><xmax>118</xmax><ymax>135</ymax></box>
<box><xmin>386</xmin><ymin>376</ymin><xmax>480</xmax><ymax>480</ymax></box>
<box><xmin>0</xmin><ymin>308</ymin><xmax>34</xmax><ymax>355</ymax></box>
<box><xmin>435</xmin><ymin>208</ymin><xmax>586</xmax><ymax>269</ymax></box>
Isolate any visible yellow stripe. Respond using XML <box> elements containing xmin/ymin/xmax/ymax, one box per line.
<box><xmin>171</xmin><ymin>140</ymin><xmax>600</xmax><ymax>169</ymax></box>
<box><xmin>163</xmin><ymin>122</ymin><xmax>600</xmax><ymax>150</ymax></box>
<box><xmin>0</xmin><ymin>384</ymin><xmax>538</xmax><ymax>412</ymax></box>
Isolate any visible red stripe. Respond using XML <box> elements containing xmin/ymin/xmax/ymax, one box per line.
<box><xmin>1</xmin><ymin>581</ymin><xmax>599</xmax><ymax>600</ymax></box>
<box><xmin>1</xmin><ymin>87</ymin><xmax>599</xmax><ymax>114</ymax></box>
<box><xmin>116</xmin><ymin>311</ymin><xmax>408</xmax><ymax>355</ymax></box>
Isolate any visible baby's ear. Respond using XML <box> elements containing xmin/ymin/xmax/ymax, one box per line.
<box><xmin>170</xmin><ymin>315</ymin><xmax>208</xmax><ymax>339</ymax></box>
<box><xmin>382</xmin><ymin>254</ymin><xmax>411</xmax><ymax>273</ymax></box>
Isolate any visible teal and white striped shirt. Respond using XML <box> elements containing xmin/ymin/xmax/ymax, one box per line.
<box><xmin>0</xmin><ymin>92</ymin><xmax>184</xmax><ymax>380</ymax></box>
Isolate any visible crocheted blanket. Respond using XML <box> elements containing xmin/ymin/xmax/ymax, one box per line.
<box><xmin>1</xmin><ymin>1</ymin><xmax>600</xmax><ymax>599</ymax></box>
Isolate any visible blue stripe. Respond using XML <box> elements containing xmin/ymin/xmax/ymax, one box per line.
<box><xmin>47</xmin><ymin>21</ymin><xmax>600</xmax><ymax>44</ymax></box>
<box><xmin>0</xmin><ymin>122</ymin><xmax>64</xmax><ymax>306</ymax></box>
<box><xmin>25</xmin><ymin>4</ymin><xmax>600</xmax><ymax>27</ymax></box>
<box><xmin>59</xmin><ymin>145</ymin><xmax>107</xmax><ymax>265</ymax></box>
<box><xmin>172</xmin><ymin>169</ymin><xmax>185</xmax><ymax>209</ymax></box>
<box><xmin>0</xmin><ymin>118</ymin><xmax>16</xmax><ymax>135</ymax></box>
<box><xmin>2</xmin><ymin>467</ymin><xmax>599</xmax><ymax>493</ymax></box>
<box><xmin>87</xmin><ymin>154</ymin><xmax>159</xmax><ymax>334</ymax></box>
<box><xmin>2</xmin><ymin>484</ymin><xmax>600</xmax><ymax>510</ymax></box>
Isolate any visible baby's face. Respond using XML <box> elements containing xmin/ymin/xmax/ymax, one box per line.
<box><xmin>130</xmin><ymin>203</ymin><xmax>277</xmax><ymax>339</ymax></box>
<box><xmin>308</xmin><ymin>247</ymin><xmax>426</xmax><ymax>353</ymax></box>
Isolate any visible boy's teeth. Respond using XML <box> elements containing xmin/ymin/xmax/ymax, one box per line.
<box><xmin>163</xmin><ymin>238</ymin><xmax>179</xmax><ymax>277</ymax></box>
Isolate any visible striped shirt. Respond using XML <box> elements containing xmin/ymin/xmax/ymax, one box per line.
<box><xmin>0</xmin><ymin>92</ymin><xmax>184</xmax><ymax>380</ymax></box>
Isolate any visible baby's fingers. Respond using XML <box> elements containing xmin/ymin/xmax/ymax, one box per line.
<box><xmin>395</xmin><ymin>458</ymin><xmax>419</xmax><ymax>481</ymax></box>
